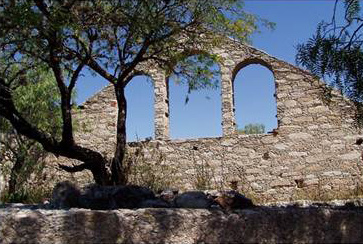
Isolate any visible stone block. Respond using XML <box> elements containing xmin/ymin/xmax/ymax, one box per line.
<box><xmin>261</xmin><ymin>136</ymin><xmax>279</xmax><ymax>144</ymax></box>
<box><xmin>288</xmin><ymin>152</ymin><xmax>308</xmax><ymax>157</ymax></box>
<box><xmin>221</xmin><ymin>139</ymin><xmax>238</xmax><ymax>147</ymax></box>
<box><xmin>330</xmin><ymin>144</ymin><xmax>345</xmax><ymax>150</ymax></box>
<box><xmin>288</xmin><ymin>108</ymin><xmax>303</xmax><ymax>115</ymax></box>
<box><xmin>322</xmin><ymin>171</ymin><xmax>342</xmax><ymax>177</ymax></box>
<box><xmin>276</xmin><ymin>92</ymin><xmax>288</xmax><ymax>98</ymax></box>
<box><xmin>284</xmin><ymin>100</ymin><xmax>297</xmax><ymax>108</ymax></box>
<box><xmin>305</xmin><ymin>155</ymin><xmax>328</xmax><ymax>163</ymax></box>
<box><xmin>251</xmin><ymin>182</ymin><xmax>263</xmax><ymax>191</ymax></box>
<box><xmin>235</xmin><ymin>148</ymin><xmax>256</xmax><ymax>156</ymax></box>
<box><xmin>274</xmin><ymin>143</ymin><xmax>289</xmax><ymax>150</ymax></box>
<box><xmin>307</xmin><ymin>125</ymin><xmax>319</xmax><ymax>130</ymax></box>
<box><xmin>288</xmin><ymin>133</ymin><xmax>313</xmax><ymax>140</ymax></box>
<box><xmin>304</xmin><ymin>179</ymin><xmax>319</xmax><ymax>186</ymax></box>
<box><xmin>245</xmin><ymin>175</ymin><xmax>256</xmax><ymax>181</ymax></box>
<box><xmin>281</xmin><ymin>171</ymin><xmax>301</xmax><ymax>177</ymax></box>
<box><xmin>308</xmin><ymin>106</ymin><xmax>330</xmax><ymax>114</ymax></box>
<box><xmin>271</xmin><ymin>179</ymin><xmax>292</xmax><ymax>188</ymax></box>
<box><xmin>286</xmin><ymin>73</ymin><xmax>304</xmax><ymax>80</ymax></box>
<box><xmin>339</xmin><ymin>152</ymin><xmax>360</xmax><ymax>160</ymax></box>
<box><xmin>245</xmin><ymin>168</ymin><xmax>263</xmax><ymax>174</ymax></box>
<box><xmin>293</xmin><ymin>116</ymin><xmax>314</xmax><ymax>123</ymax></box>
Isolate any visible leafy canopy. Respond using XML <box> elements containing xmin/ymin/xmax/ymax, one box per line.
<box><xmin>0</xmin><ymin>0</ymin><xmax>273</xmax><ymax>185</ymax></box>
<box><xmin>296</xmin><ymin>0</ymin><xmax>363</xmax><ymax>118</ymax></box>
<box><xmin>0</xmin><ymin>0</ymin><xmax>274</xmax><ymax>89</ymax></box>
<box><xmin>0</xmin><ymin>67</ymin><xmax>63</xmax><ymax>196</ymax></box>
<box><xmin>0</xmin><ymin>67</ymin><xmax>62</xmax><ymax>137</ymax></box>
<box><xmin>238</xmin><ymin>123</ymin><xmax>265</xmax><ymax>135</ymax></box>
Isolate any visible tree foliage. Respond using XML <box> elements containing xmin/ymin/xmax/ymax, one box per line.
<box><xmin>238</xmin><ymin>123</ymin><xmax>265</xmax><ymax>134</ymax></box>
<box><xmin>0</xmin><ymin>0</ymin><xmax>272</xmax><ymax>185</ymax></box>
<box><xmin>296</xmin><ymin>0</ymin><xmax>363</xmax><ymax>121</ymax></box>
<box><xmin>0</xmin><ymin>67</ymin><xmax>62</xmax><ymax>196</ymax></box>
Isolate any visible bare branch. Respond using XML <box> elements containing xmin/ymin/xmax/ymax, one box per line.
<box><xmin>69</xmin><ymin>61</ymin><xmax>85</xmax><ymax>92</ymax></box>
<box><xmin>345</xmin><ymin>22</ymin><xmax>363</xmax><ymax>49</ymax></box>
<box><xmin>86</xmin><ymin>58</ymin><xmax>117</xmax><ymax>84</ymax></box>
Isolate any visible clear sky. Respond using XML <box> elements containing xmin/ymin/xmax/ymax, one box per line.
<box><xmin>75</xmin><ymin>1</ymin><xmax>340</xmax><ymax>141</ymax></box>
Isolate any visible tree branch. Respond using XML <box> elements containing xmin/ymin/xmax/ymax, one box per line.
<box><xmin>345</xmin><ymin>22</ymin><xmax>363</xmax><ymax>49</ymax></box>
<box><xmin>0</xmin><ymin>78</ymin><xmax>107</xmax><ymax>174</ymax></box>
<box><xmin>58</xmin><ymin>162</ymin><xmax>89</xmax><ymax>172</ymax></box>
<box><xmin>86</xmin><ymin>58</ymin><xmax>117</xmax><ymax>84</ymax></box>
<box><xmin>69</xmin><ymin>61</ymin><xmax>85</xmax><ymax>92</ymax></box>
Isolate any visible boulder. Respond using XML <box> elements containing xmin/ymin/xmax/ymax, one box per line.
<box><xmin>51</xmin><ymin>181</ymin><xmax>81</xmax><ymax>209</ymax></box>
<box><xmin>111</xmin><ymin>185</ymin><xmax>155</xmax><ymax>209</ymax></box>
<box><xmin>51</xmin><ymin>182</ymin><xmax>156</xmax><ymax>210</ymax></box>
<box><xmin>80</xmin><ymin>184</ymin><xmax>156</xmax><ymax>210</ymax></box>
<box><xmin>214</xmin><ymin>190</ymin><xmax>254</xmax><ymax>210</ymax></box>
<box><xmin>139</xmin><ymin>199</ymin><xmax>170</xmax><ymax>208</ymax></box>
<box><xmin>174</xmin><ymin>191</ymin><xmax>214</xmax><ymax>208</ymax></box>
<box><xmin>159</xmin><ymin>189</ymin><xmax>178</xmax><ymax>203</ymax></box>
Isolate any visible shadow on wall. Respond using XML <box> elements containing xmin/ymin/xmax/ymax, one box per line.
<box><xmin>195</xmin><ymin>208</ymin><xmax>363</xmax><ymax>243</ymax></box>
<box><xmin>60</xmin><ymin>208</ymin><xmax>184</xmax><ymax>243</ymax></box>
<box><xmin>1</xmin><ymin>209</ymin><xmax>43</xmax><ymax>243</ymax></box>
<box><xmin>61</xmin><ymin>211</ymin><xmax>126</xmax><ymax>243</ymax></box>
<box><xmin>1</xmin><ymin>207</ymin><xmax>363</xmax><ymax>243</ymax></box>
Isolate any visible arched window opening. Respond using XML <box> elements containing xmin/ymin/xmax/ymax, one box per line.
<box><xmin>233</xmin><ymin>64</ymin><xmax>277</xmax><ymax>134</ymax></box>
<box><xmin>169</xmin><ymin>54</ymin><xmax>222</xmax><ymax>139</ymax></box>
<box><xmin>125</xmin><ymin>75</ymin><xmax>154</xmax><ymax>141</ymax></box>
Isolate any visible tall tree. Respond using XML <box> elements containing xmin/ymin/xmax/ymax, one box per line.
<box><xmin>296</xmin><ymin>0</ymin><xmax>363</xmax><ymax>122</ymax></box>
<box><xmin>0</xmin><ymin>0</ymin><xmax>273</xmax><ymax>185</ymax></box>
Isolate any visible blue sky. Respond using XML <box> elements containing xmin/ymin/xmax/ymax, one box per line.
<box><xmin>75</xmin><ymin>1</ymin><xmax>340</xmax><ymax>141</ymax></box>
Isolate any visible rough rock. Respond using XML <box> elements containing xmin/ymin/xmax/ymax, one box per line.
<box><xmin>1</xmin><ymin>205</ymin><xmax>363</xmax><ymax>243</ymax></box>
<box><xmin>51</xmin><ymin>182</ymin><xmax>156</xmax><ymax>210</ymax></box>
<box><xmin>51</xmin><ymin>181</ymin><xmax>80</xmax><ymax>209</ymax></box>
<box><xmin>159</xmin><ymin>189</ymin><xmax>179</xmax><ymax>203</ymax></box>
<box><xmin>174</xmin><ymin>191</ymin><xmax>214</xmax><ymax>208</ymax></box>
<box><xmin>138</xmin><ymin>199</ymin><xmax>170</xmax><ymax>208</ymax></box>
<box><xmin>214</xmin><ymin>191</ymin><xmax>254</xmax><ymax>210</ymax></box>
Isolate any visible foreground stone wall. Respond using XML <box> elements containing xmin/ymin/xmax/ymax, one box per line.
<box><xmin>1</xmin><ymin>207</ymin><xmax>362</xmax><ymax>243</ymax></box>
<box><xmin>15</xmin><ymin>38</ymin><xmax>359</xmax><ymax>202</ymax></box>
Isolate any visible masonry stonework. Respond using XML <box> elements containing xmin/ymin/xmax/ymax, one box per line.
<box><xmin>44</xmin><ymin>38</ymin><xmax>363</xmax><ymax>203</ymax></box>
<box><xmin>2</xmin><ymin>207</ymin><xmax>363</xmax><ymax>243</ymax></box>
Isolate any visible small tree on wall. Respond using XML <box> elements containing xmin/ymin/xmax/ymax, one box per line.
<box><xmin>0</xmin><ymin>0</ymin><xmax>273</xmax><ymax>185</ymax></box>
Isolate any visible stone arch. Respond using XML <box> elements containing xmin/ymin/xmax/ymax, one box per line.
<box><xmin>232</xmin><ymin>61</ymin><xmax>278</xmax><ymax>134</ymax></box>
<box><xmin>126</xmin><ymin>64</ymin><xmax>169</xmax><ymax>140</ymax></box>
<box><xmin>230</xmin><ymin>57</ymin><xmax>278</xmax><ymax>134</ymax></box>
<box><xmin>232</xmin><ymin>58</ymin><xmax>274</xmax><ymax>82</ymax></box>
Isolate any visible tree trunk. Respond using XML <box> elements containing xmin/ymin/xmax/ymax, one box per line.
<box><xmin>1</xmin><ymin>78</ymin><xmax>113</xmax><ymax>186</ymax></box>
<box><xmin>8</xmin><ymin>154</ymin><xmax>24</xmax><ymax>195</ymax></box>
<box><xmin>57</xmin><ymin>144</ymin><xmax>112</xmax><ymax>185</ymax></box>
<box><xmin>111</xmin><ymin>85</ymin><xmax>127</xmax><ymax>185</ymax></box>
<box><xmin>86</xmin><ymin>153</ymin><xmax>111</xmax><ymax>186</ymax></box>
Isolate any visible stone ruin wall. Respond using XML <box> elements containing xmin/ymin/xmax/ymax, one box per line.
<box><xmin>40</xmin><ymin>38</ymin><xmax>363</xmax><ymax>203</ymax></box>
<box><xmin>2</xmin><ymin>207</ymin><xmax>363</xmax><ymax>243</ymax></box>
